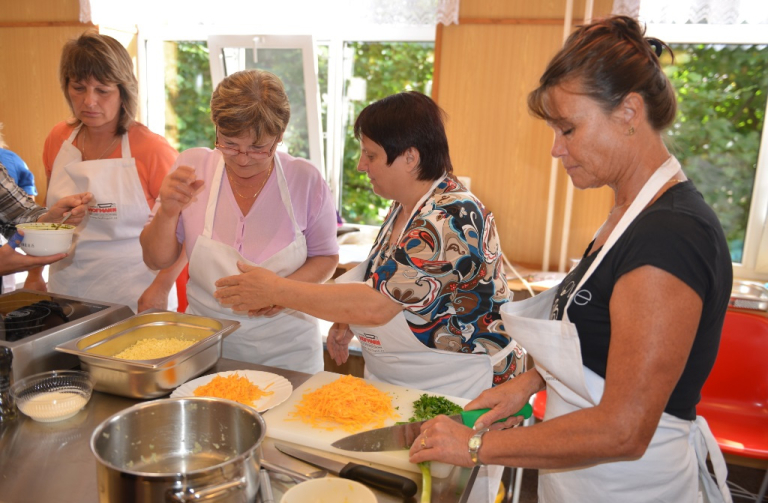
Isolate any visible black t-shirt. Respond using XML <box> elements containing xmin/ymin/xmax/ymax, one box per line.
<box><xmin>551</xmin><ymin>182</ymin><xmax>732</xmax><ymax>420</ymax></box>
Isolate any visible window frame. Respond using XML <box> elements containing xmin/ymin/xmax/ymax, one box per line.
<box><xmin>136</xmin><ymin>24</ymin><xmax>434</xmax><ymax>211</ymax></box>
<box><xmin>646</xmin><ymin>23</ymin><xmax>768</xmax><ymax>281</ymax></box>
<box><xmin>206</xmin><ymin>34</ymin><xmax>324</xmax><ymax>174</ymax></box>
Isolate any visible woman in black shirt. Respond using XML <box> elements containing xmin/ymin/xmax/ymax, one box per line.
<box><xmin>408</xmin><ymin>15</ymin><xmax>732</xmax><ymax>503</ymax></box>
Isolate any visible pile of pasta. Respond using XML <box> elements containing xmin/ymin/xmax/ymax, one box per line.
<box><xmin>289</xmin><ymin>375</ymin><xmax>399</xmax><ymax>432</ymax></box>
<box><xmin>194</xmin><ymin>373</ymin><xmax>274</xmax><ymax>407</ymax></box>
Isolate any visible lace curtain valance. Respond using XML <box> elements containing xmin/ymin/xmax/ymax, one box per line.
<box><xmin>613</xmin><ymin>0</ymin><xmax>768</xmax><ymax>24</ymax></box>
<box><xmin>80</xmin><ymin>0</ymin><xmax>460</xmax><ymax>27</ymax></box>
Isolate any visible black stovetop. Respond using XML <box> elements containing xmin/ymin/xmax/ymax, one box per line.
<box><xmin>0</xmin><ymin>291</ymin><xmax>112</xmax><ymax>343</ymax></box>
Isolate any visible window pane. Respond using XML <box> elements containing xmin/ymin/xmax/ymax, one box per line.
<box><xmin>664</xmin><ymin>44</ymin><xmax>768</xmax><ymax>263</ymax></box>
<box><xmin>164</xmin><ymin>41</ymin><xmax>214</xmax><ymax>151</ymax></box>
<box><xmin>340</xmin><ymin>42</ymin><xmax>434</xmax><ymax>225</ymax></box>
<box><xmin>221</xmin><ymin>47</ymin><xmax>310</xmax><ymax>159</ymax></box>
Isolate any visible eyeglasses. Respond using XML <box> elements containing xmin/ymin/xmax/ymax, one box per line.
<box><xmin>214</xmin><ymin>128</ymin><xmax>278</xmax><ymax>159</ymax></box>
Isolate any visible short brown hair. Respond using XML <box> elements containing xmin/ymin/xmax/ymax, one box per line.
<box><xmin>528</xmin><ymin>16</ymin><xmax>676</xmax><ymax>131</ymax></box>
<box><xmin>354</xmin><ymin>91</ymin><xmax>452</xmax><ymax>181</ymax></box>
<box><xmin>210</xmin><ymin>70</ymin><xmax>290</xmax><ymax>143</ymax></box>
<box><xmin>59</xmin><ymin>31</ymin><xmax>138</xmax><ymax>135</ymax></box>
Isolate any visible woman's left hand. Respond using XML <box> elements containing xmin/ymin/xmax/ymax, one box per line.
<box><xmin>137</xmin><ymin>282</ymin><xmax>170</xmax><ymax>313</ymax></box>
<box><xmin>408</xmin><ymin>415</ymin><xmax>476</xmax><ymax>467</ymax></box>
<box><xmin>214</xmin><ymin>261</ymin><xmax>279</xmax><ymax>313</ymax></box>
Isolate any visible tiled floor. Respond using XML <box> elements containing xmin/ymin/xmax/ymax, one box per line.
<box><xmin>508</xmin><ymin>463</ymin><xmax>767</xmax><ymax>502</ymax></box>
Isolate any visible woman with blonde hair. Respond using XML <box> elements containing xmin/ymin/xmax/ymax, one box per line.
<box><xmin>25</xmin><ymin>31</ymin><xmax>181</xmax><ymax>313</ymax></box>
<box><xmin>141</xmin><ymin>69</ymin><xmax>339</xmax><ymax>373</ymax></box>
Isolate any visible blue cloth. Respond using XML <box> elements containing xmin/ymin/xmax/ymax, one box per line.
<box><xmin>0</xmin><ymin>149</ymin><xmax>36</xmax><ymax>196</ymax></box>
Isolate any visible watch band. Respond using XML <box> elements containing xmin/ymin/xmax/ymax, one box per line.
<box><xmin>468</xmin><ymin>427</ymin><xmax>490</xmax><ymax>466</ymax></box>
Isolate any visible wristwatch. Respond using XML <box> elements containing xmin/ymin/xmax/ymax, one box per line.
<box><xmin>468</xmin><ymin>427</ymin><xmax>490</xmax><ymax>466</ymax></box>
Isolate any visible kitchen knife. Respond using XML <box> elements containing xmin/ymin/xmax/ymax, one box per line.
<box><xmin>331</xmin><ymin>403</ymin><xmax>533</xmax><ymax>452</ymax></box>
<box><xmin>274</xmin><ymin>443</ymin><xmax>418</xmax><ymax>498</ymax></box>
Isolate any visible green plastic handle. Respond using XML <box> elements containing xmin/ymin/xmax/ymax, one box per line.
<box><xmin>459</xmin><ymin>402</ymin><xmax>533</xmax><ymax>428</ymax></box>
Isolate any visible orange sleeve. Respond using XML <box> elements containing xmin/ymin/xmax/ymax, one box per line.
<box><xmin>127</xmin><ymin>124</ymin><xmax>179</xmax><ymax>209</ymax></box>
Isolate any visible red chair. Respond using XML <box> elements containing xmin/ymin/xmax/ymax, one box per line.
<box><xmin>698</xmin><ymin>309</ymin><xmax>768</xmax><ymax>502</ymax></box>
<box><xmin>533</xmin><ymin>390</ymin><xmax>547</xmax><ymax>421</ymax></box>
<box><xmin>175</xmin><ymin>264</ymin><xmax>189</xmax><ymax>313</ymax></box>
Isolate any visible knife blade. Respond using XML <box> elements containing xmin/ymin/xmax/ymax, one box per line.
<box><xmin>274</xmin><ymin>443</ymin><xmax>418</xmax><ymax>498</ymax></box>
<box><xmin>331</xmin><ymin>403</ymin><xmax>532</xmax><ymax>452</ymax></box>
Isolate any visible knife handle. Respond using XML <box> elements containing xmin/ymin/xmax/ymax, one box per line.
<box><xmin>460</xmin><ymin>402</ymin><xmax>533</xmax><ymax>428</ymax></box>
<box><xmin>339</xmin><ymin>462</ymin><xmax>418</xmax><ymax>498</ymax></box>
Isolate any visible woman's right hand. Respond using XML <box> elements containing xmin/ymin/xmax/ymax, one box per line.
<box><xmin>327</xmin><ymin>323</ymin><xmax>355</xmax><ymax>365</ymax></box>
<box><xmin>158</xmin><ymin>166</ymin><xmax>204</xmax><ymax>218</ymax></box>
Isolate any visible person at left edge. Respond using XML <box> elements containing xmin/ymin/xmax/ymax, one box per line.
<box><xmin>0</xmin><ymin>123</ymin><xmax>37</xmax><ymax>200</ymax></box>
<box><xmin>141</xmin><ymin>70</ymin><xmax>339</xmax><ymax>373</ymax></box>
<box><xmin>24</xmin><ymin>32</ymin><xmax>183</xmax><ymax>314</ymax></box>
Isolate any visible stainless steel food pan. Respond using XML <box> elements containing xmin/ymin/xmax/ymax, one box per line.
<box><xmin>56</xmin><ymin>310</ymin><xmax>240</xmax><ymax>398</ymax></box>
<box><xmin>730</xmin><ymin>280</ymin><xmax>768</xmax><ymax>312</ymax></box>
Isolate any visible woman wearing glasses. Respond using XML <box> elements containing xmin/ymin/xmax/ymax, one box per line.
<box><xmin>141</xmin><ymin>70</ymin><xmax>339</xmax><ymax>373</ymax></box>
<box><xmin>25</xmin><ymin>31</ymin><xmax>181</xmax><ymax>314</ymax></box>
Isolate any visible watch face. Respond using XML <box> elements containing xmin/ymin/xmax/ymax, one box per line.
<box><xmin>469</xmin><ymin>436</ymin><xmax>482</xmax><ymax>450</ymax></box>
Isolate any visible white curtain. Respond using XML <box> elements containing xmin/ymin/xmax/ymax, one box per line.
<box><xmin>80</xmin><ymin>0</ymin><xmax>459</xmax><ymax>27</ymax></box>
<box><xmin>613</xmin><ymin>0</ymin><xmax>768</xmax><ymax>24</ymax></box>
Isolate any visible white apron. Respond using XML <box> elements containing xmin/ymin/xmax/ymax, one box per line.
<box><xmin>335</xmin><ymin>179</ymin><xmax>516</xmax><ymax>502</ymax></box>
<box><xmin>46</xmin><ymin>126</ymin><xmax>175</xmax><ymax>313</ymax></box>
<box><xmin>501</xmin><ymin>158</ymin><xmax>731</xmax><ymax>503</ymax></box>
<box><xmin>185</xmin><ymin>155</ymin><xmax>323</xmax><ymax>374</ymax></box>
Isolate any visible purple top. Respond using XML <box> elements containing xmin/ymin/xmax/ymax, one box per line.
<box><xmin>152</xmin><ymin>148</ymin><xmax>339</xmax><ymax>263</ymax></box>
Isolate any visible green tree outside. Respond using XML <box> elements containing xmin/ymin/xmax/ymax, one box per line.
<box><xmin>664</xmin><ymin>44</ymin><xmax>768</xmax><ymax>262</ymax></box>
<box><xmin>340</xmin><ymin>42</ymin><xmax>434</xmax><ymax>225</ymax></box>
<box><xmin>165</xmin><ymin>41</ymin><xmax>214</xmax><ymax>151</ymax></box>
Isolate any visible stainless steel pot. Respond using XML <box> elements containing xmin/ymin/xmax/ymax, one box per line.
<box><xmin>91</xmin><ymin>397</ymin><xmax>266</xmax><ymax>502</ymax></box>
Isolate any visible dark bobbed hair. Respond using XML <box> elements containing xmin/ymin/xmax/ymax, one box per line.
<box><xmin>528</xmin><ymin>16</ymin><xmax>676</xmax><ymax>131</ymax></box>
<box><xmin>353</xmin><ymin>91</ymin><xmax>452</xmax><ymax>181</ymax></box>
<box><xmin>59</xmin><ymin>31</ymin><xmax>138</xmax><ymax>135</ymax></box>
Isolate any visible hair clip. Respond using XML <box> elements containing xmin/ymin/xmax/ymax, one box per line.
<box><xmin>647</xmin><ymin>39</ymin><xmax>663</xmax><ymax>58</ymax></box>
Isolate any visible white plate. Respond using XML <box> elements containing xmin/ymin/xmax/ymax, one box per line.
<box><xmin>171</xmin><ymin>370</ymin><xmax>293</xmax><ymax>412</ymax></box>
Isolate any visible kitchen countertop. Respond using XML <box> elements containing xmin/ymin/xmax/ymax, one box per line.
<box><xmin>0</xmin><ymin>358</ymin><xmax>476</xmax><ymax>503</ymax></box>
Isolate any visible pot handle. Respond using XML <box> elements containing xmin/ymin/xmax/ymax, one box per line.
<box><xmin>168</xmin><ymin>476</ymin><xmax>247</xmax><ymax>502</ymax></box>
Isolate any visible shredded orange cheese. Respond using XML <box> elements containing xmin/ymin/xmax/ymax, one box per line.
<box><xmin>193</xmin><ymin>373</ymin><xmax>274</xmax><ymax>407</ymax></box>
<box><xmin>289</xmin><ymin>375</ymin><xmax>400</xmax><ymax>432</ymax></box>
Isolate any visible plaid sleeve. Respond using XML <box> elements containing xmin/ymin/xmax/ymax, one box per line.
<box><xmin>0</xmin><ymin>163</ymin><xmax>47</xmax><ymax>239</ymax></box>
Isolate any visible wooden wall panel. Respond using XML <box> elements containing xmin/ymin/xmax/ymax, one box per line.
<box><xmin>438</xmin><ymin>24</ymin><xmax>563</xmax><ymax>267</ymax></box>
<box><xmin>0</xmin><ymin>0</ymin><xmax>80</xmax><ymax>23</ymax></box>
<box><xmin>0</xmin><ymin>26</ymin><xmax>90</xmax><ymax>205</ymax></box>
<box><xmin>0</xmin><ymin>0</ymin><xmax>137</xmax><ymax>207</ymax></box>
<box><xmin>437</xmin><ymin>0</ymin><xmax>616</xmax><ymax>270</ymax></box>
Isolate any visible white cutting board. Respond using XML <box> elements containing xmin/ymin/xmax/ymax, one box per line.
<box><xmin>263</xmin><ymin>371</ymin><xmax>467</xmax><ymax>478</ymax></box>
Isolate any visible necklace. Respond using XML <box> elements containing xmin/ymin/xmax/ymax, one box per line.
<box><xmin>80</xmin><ymin>129</ymin><xmax>119</xmax><ymax>161</ymax></box>
<box><xmin>226</xmin><ymin>163</ymin><xmax>273</xmax><ymax>199</ymax></box>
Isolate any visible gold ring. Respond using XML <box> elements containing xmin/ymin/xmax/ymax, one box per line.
<box><xmin>420</xmin><ymin>437</ymin><xmax>427</xmax><ymax>449</ymax></box>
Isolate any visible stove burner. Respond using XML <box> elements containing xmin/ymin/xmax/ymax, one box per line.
<box><xmin>1</xmin><ymin>301</ymin><xmax>70</xmax><ymax>342</ymax></box>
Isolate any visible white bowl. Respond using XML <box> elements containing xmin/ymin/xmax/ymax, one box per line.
<box><xmin>15</xmin><ymin>222</ymin><xmax>76</xmax><ymax>256</ymax></box>
<box><xmin>281</xmin><ymin>477</ymin><xmax>377</xmax><ymax>503</ymax></box>
<box><xmin>10</xmin><ymin>370</ymin><xmax>93</xmax><ymax>422</ymax></box>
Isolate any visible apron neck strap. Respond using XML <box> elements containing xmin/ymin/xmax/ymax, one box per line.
<box><xmin>563</xmin><ymin>157</ymin><xmax>681</xmax><ymax>320</ymax></box>
<box><xmin>203</xmin><ymin>153</ymin><xmax>298</xmax><ymax>239</ymax></box>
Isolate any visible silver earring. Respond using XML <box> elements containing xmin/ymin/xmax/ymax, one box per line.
<box><xmin>628</xmin><ymin>126</ymin><xmax>635</xmax><ymax>136</ymax></box>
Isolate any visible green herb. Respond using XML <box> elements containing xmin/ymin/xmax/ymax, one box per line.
<box><xmin>409</xmin><ymin>393</ymin><xmax>464</xmax><ymax>423</ymax></box>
